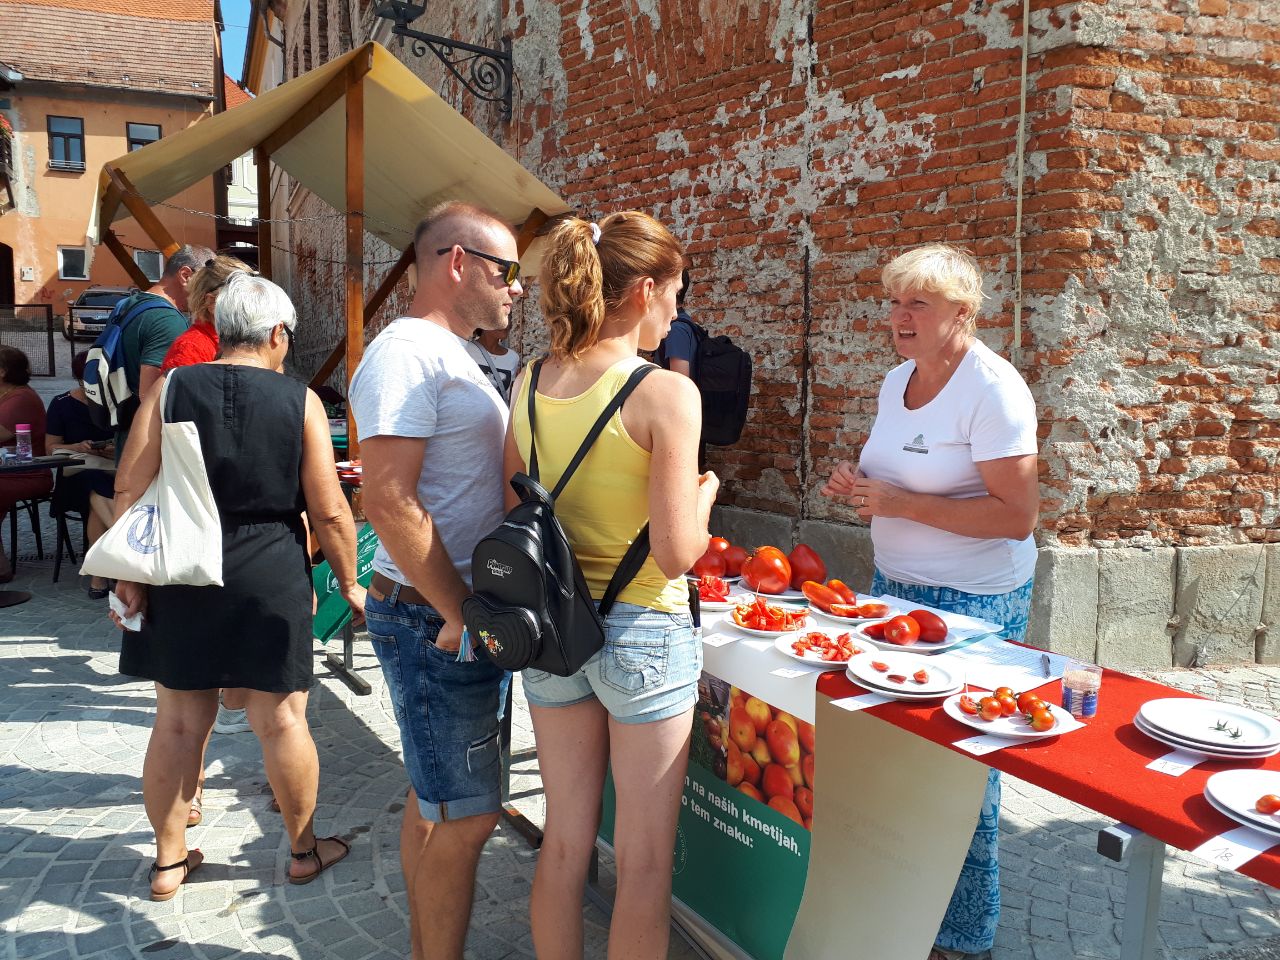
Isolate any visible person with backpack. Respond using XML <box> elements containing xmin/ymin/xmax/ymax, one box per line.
<box><xmin>654</xmin><ymin>264</ymin><xmax>752</xmax><ymax>462</ymax></box>
<box><xmin>506</xmin><ymin>213</ymin><xmax>717</xmax><ymax>960</ymax></box>
<box><xmin>86</xmin><ymin>244</ymin><xmax>212</xmax><ymax>459</ymax></box>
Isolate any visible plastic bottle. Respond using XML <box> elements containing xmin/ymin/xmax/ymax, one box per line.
<box><xmin>14</xmin><ymin>424</ymin><xmax>32</xmax><ymax>462</ymax></box>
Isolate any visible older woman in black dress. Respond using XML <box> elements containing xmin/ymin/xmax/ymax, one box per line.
<box><xmin>112</xmin><ymin>273</ymin><xmax>365</xmax><ymax>900</ymax></box>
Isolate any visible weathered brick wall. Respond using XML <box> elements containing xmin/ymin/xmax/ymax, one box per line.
<box><xmin>281</xmin><ymin>0</ymin><xmax>1279</xmax><ymax>551</ymax></box>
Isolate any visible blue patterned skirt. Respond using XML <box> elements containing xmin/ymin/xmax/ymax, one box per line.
<box><xmin>870</xmin><ymin>571</ymin><xmax>1034</xmax><ymax>955</ymax></box>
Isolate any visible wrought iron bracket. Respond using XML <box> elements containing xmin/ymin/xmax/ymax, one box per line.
<box><xmin>375</xmin><ymin>2</ymin><xmax>513</xmax><ymax>121</ymax></box>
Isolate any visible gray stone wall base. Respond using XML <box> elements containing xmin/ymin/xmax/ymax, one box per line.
<box><xmin>1027</xmin><ymin>548</ymin><xmax>1098</xmax><ymax>660</ymax></box>
<box><xmin>708</xmin><ymin>510</ymin><xmax>1275</xmax><ymax>668</ymax></box>
<box><xmin>1174</xmin><ymin>546</ymin><xmax>1267</xmax><ymax>667</ymax></box>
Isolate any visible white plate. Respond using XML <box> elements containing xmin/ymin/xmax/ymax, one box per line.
<box><xmin>772</xmin><ymin>632</ymin><xmax>873</xmax><ymax>668</ymax></box>
<box><xmin>728</xmin><ymin>617</ymin><xmax>812</xmax><ymax>639</ymax></box>
<box><xmin>1203</xmin><ymin>791</ymin><xmax>1280</xmax><ymax>840</ymax></box>
<box><xmin>1139</xmin><ymin>698</ymin><xmax>1280</xmax><ymax>750</ymax></box>
<box><xmin>853</xmin><ymin>621</ymin><xmax>974</xmax><ymax>656</ymax></box>
<box><xmin>686</xmin><ymin>573</ymin><xmax>742</xmax><ymax>584</ymax></box>
<box><xmin>857</xmin><ymin>681</ymin><xmax>964</xmax><ymax>702</ymax></box>
<box><xmin>1134</xmin><ymin>714</ymin><xmax>1280</xmax><ymax>760</ymax></box>
<box><xmin>811</xmin><ymin>604</ymin><xmax>902</xmax><ymax>626</ymax></box>
<box><xmin>699</xmin><ymin>596</ymin><xmax>744</xmax><ymax>612</ymax></box>
<box><xmin>848</xmin><ymin>652</ymin><xmax>961</xmax><ymax>695</ymax></box>
<box><xmin>942</xmin><ymin>694</ymin><xmax>1082</xmax><ymax>740</ymax></box>
<box><xmin>1205</xmin><ymin>770</ymin><xmax>1280</xmax><ymax>835</ymax></box>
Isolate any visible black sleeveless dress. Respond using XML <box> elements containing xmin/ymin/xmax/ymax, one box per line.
<box><xmin>119</xmin><ymin>364</ymin><xmax>314</xmax><ymax>692</ymax></box>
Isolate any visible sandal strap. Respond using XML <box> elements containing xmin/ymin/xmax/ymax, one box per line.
<box><xmin>290</xmin><ymin>835</ymin><xmax>349</xmax><ymax>869</ymax></box>
<box><xmin>151</xmin><ymin>856</ymin><xmax>190</xmax><ymax>875</ymax></box>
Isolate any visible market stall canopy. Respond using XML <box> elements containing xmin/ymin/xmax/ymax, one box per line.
<box><xmin>88</xmin><ymin>41</ymin><xmax>569</xmax><ymax>264</ymax></box>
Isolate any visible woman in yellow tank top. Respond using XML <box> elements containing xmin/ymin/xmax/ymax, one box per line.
<box><xmin>506</xmin><ymin>212</ymin><xmax>718</xmax><ymax>959</ymax></box>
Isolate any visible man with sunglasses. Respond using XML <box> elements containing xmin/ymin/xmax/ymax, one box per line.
<box><xmin>349</xmin><ymin>200</ymin><xmax>522</xmax><ymax>960</ymax></box>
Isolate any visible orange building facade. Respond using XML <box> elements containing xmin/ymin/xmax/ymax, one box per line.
<box><xmin>0</xmin><ymin>0</ymin><xmax>222</xmax><ymax>309</ymax></box>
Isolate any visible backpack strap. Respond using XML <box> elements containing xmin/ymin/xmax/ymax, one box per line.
<box><xmin>598</xmin><ymin>523</ymin><xmax>650</xmax><ymax>618</ymax></box>
<box><xmin>526</xmin><ymin>360</ymin><xmax>658</xmax><ymax>500</ymax></box>
<box><xmin>113</xmin><ymin>295</ymin><xmax>171</xmax><ymax>333</ymax></box>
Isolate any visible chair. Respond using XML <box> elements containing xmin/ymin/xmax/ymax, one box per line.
<box><xmin>48</xmin><ymin>481</ymin><xmax>89</xmax><ymax>583</ymax></box>
<box><xmin>6</xmin><ymin>493</ymin><xmax>50</xmax><ymax>571</ymax></box>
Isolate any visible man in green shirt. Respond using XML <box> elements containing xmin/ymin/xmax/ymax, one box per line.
<box><xmin>113</xmin><ymin>244</ymin><xmax>213</xmax><ymax>458</ymax></box>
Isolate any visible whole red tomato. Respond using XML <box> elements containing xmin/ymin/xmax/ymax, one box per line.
<box><xmin>722</xmin><ymin>544</ymin><xmax>748</xmax><ymax>577</ymax></box>
<box><xmin>742</xmin><ymin>547</ymin><xmax>791</xmax><ymax>594</ymax></box>
<box><xmin>708</xmin><ymin>536</ymin><xmax>731</xmax><ymax>554</ymax></box>
<box><xmin>1256</xmin><ymin>794</ymin><xmax>1280</xmax><ymax>815</ymax></box>
<box><xmin>691</xmin><ymin>548</ymin><xmax>727</xmax><ymax>578</ymax></box>
<box><xmin>882</xmin><ymin>615</ymin><xmax>921</xmax><ymax>646</ymax></box>
<box><xmin>788</xmin><ymin>544</ymin><xmax>827</xmax><ymax>590</ymax></box>
<box><xmin>908</xmin><ymin>609</ymin><xmax>948</xmax><ymax>643</ymax></box>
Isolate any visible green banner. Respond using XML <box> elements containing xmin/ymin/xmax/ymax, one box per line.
<box><xmin>311</xmin><ymin>523</ymin><xmax>380</xmax><ymax>642</ymax></box>
<box><xmin>600</xmin><ymin>671</ymin><xmax>812</xmax><ymax>959</ymax></box>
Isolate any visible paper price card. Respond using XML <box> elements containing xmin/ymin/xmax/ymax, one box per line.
<box><xmin>702</xmin><ymin>632</ymin><xmax>737</xmax><ymax>648</ymax></box>
<box><xmin>951</xmin><ymin>734</ymin><xmax>1011</xmax><ymax>757</ymax></box>
<box><xmin>830</xmin><ymin>693</ymin><xmax>891</xmax><ymax>711</ymax></box>
<box><xmin>1147</xmin><ymin>749</ymin><xmax>1204</xmax><ymax>777</ymax></box>
<box><xmin>771</xmin><ymin>667</ymin><xmax>810</xmax><ymax>679</ymax></box>
<box><xmin>1191</xmin><ymin>826</ymin><xmax>1278</xmax><ymax>872</ymax></box>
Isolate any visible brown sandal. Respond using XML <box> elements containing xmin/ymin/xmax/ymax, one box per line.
<box><xmin>186</xmin><ymin>794</ymin><xmax>202</xmax><ymax>828</ymax></box>
<box><xmin>288</xmin><ymin>835</ymin><xmax>350</xmax><ymax>885</ymax></box>
<box><xmin>148</xmin><ymin>850</ymin><xmax>202</xmax><ymax>901</ymax></box>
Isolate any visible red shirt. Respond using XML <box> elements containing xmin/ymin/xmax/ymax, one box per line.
<box><xmin>161</xmin><ymin>321</ymin><xmax>219</xmax><ymax>372</ymax></box>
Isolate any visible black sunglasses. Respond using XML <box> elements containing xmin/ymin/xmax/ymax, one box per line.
<box><xmin>436</xmin><ymin>246</ymin><xmax>521</xmax><ymax>286</ymax></box>
<box><xmin>281</xmin><ymin>323</ymin><xmax>295</xmax><ymax>348</ymax></box>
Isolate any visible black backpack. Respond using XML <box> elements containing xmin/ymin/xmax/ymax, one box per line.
<box><xmin>462</xmin><ymin>360</ymin><xmax>656</xmax><ymax>676</ymax></box>
<box><xmin>677</xmin><ymin>316</ymin><xmax>753</xmax><ymax>446</ymax></box>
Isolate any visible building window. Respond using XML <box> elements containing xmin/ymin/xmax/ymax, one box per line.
<box><xmin>58</xmin><ymin>246</ymin><xmax>88</xmax><ymax>279</ymax></box>
<box><xmin>133</xmin><ymin>249</ymin><xmax>162</xmax><ymax>282</ymax></box>
<box><xmin>47</xmin><ymin>116</ymin><xmax>85</xmax><ymax>171</ymax></box>
<box><xmin>126</xmin><ymin>122</ymin><xmax>161</xmax><ymax>152</ymax></box>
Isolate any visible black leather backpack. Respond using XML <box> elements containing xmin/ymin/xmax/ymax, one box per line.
<box><xmin>462</xmin><ymin>360</ymin><xmax>656</xmax><ymax>676</ymax></box>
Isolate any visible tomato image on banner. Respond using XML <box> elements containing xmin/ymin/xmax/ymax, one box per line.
<box><xmin>601</xmin><ymin>671</ymin><xmax>812</xmax><ymax>960</ymax></box>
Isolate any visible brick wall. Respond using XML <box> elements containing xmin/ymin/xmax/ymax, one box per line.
<box><xmin>280</xmin><ymin>0</ymin><xmax>1279</xmax><ymax>549</ymax></box>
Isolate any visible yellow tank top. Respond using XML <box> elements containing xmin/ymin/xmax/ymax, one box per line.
<box><xmin>511</xmin><ymin>356</ymin><xmax>688</xmax><ymax>614</ymax></box>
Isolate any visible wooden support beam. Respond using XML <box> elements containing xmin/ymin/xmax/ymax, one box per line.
<box><xmin>515</xmin><ymin>208</ymin><xmax>550</xmax><ymax>257</ymax></box>
<box><xmin>97</xmin><ymin>176</ymin><xmax>124</xmax><ymax>241</ymax></box>
<box><xmin>308</xmin><ymin>243</ymin><xmax>413</xmax><ymax>390</ymax></box>
<box><xmin>102</xmin><ymin>230</ymin><xmax>152</xmax><ymax>289</ymax></box>
<box><xmin>254</xmin><ymin>145</ymin><xmax>272</xmax><ymax>281</ymax></box>
<box><xmin>109</xmin><ymin>168</ymin><xmax>181</xmax><ymax>259</ymax></box>
<box><xmin>259</xmin><ymin>48</ymin><xmax>373</xmax><ymax>157</ymax></box>
<box><xmin>343</xmin><ymin>73</ymin><xmax>365</xmax><ymax>457</ymax></box>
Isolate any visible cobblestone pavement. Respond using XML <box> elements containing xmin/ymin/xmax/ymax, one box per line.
<box><xmin>2</xmin><ymin>502</ymin><xmax>1279</xmax><ymax>959</ymax></box>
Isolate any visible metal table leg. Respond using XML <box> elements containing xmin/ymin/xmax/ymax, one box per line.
<box><xmin>325</xmin><ymin>621</ymin><xmax>371</xmax><ymax>695</ymax></box>
<box><xmin>1098</xmin><ymin>823</ymin><xmax>1166</xmax><ymax>960</ymax></box>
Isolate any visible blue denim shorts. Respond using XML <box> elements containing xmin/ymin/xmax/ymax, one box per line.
<box><xmin>523</xmin><ymin>602</ymin><xmax>701</xmax><ymax>724</ymax></box>
<box><xmin>365</xmin><ymin>592</ymin><xmax>504</xmax><ymax>822</ymax></box>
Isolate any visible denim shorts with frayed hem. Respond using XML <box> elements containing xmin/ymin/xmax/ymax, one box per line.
<box><xmin>523</xmin><ymin>602</ymin><xmax>700</xmax><ymax>724</ymax></box>
<box><xmin>365</xmin><ymin>593</ymin><xmax>503</xmax><ymax>822</ymax></box>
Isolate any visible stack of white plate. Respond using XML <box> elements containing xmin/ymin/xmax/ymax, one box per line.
<box><xmin>1204</xmin><ymin>770</ymin><xmax>1280</xmax><ymax>839</ymax></box>
<box><xmin>846</xmin><ymin>652</ymin><xmax>963</xmax><ymax>702</ymax></box>
<box><xmin>1135</xmin><ymin>698</ymin><xmax>1280</xmax><ymax>760</ymax></box>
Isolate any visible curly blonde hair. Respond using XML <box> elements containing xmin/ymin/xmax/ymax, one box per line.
<box><xmin>540</xmin><ymin>212</ymin><xmax>684</xmax><ymax>359</ymax></box>
<box><xmin>187</xmin><ymin>254</ymin><xmax>254</xmax><ymax>324</ymax></box>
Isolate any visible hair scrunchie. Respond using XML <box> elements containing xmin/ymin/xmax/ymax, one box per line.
<box><xmin>589</xmin><ymin>222</ymin><xmax>601</xmax><ymax>246</ymax></box>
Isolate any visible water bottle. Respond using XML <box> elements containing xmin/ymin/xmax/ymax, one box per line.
<box><xmin>14</xmin><ymin>424</ymin><xmax>32</xmax><ymax>462</ymax></box>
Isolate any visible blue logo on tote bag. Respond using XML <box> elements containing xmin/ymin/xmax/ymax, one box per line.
<box><xmin>126</xmin><ymin>505</ymin><xmax>161</xmax><ymax>555</ymax></box>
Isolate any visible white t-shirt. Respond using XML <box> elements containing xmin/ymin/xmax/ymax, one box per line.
<box><xmin>349</xmin><ymin>317</ymin><xmax>508</xmax><ymax>589</ymax></box>
<box><xmin>860</xmin><ymin>339</ymin><xmax>1038</xmax><ymax>595</ymax></box>
<box><xmin>466</xmin><ymin>340</ymin><xmax>521</xmax><ymax>403</ymax></box>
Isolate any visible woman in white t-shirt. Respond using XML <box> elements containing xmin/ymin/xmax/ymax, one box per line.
<box><xmin>822</xmin><ymin>244</ymin><xmax>1039</xmax><ymax>960</ymax></box>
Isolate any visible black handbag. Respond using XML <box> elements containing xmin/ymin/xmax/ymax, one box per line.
<box><xmin>463</xmin><ymin>360</ymin><xmax>656</xmax><ymax>676</ymax></box>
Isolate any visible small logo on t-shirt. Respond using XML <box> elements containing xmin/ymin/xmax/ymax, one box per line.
<box><xmin>902</xmin><ymin>433</ymin><xmax>929</xmax><ymax>454</ymax></box>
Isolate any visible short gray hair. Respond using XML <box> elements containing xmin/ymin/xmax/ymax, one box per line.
<box><xmin>163</xmin><ymin>244</ymin><xmax>216</xmax><ymax>278</ymax></box>
<box><xmin>214</xmin><ymin>272</ymin><xmax>296</xmax><ymax>349</ymax></box>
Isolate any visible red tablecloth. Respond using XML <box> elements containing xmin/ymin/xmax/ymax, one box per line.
<box><xmin>816</xmin><ymin>668</ymin><xmax>1280</xmax><ymax>887</ymax></box>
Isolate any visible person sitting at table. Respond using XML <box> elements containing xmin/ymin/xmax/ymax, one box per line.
<box><xmin>0</xmin><ymin>346</ymin><xmax>52</xmax><ymax>583</ymax></box>
<box><xmin>506</xmin><ymin>213</ymin><xmax>718</xmax><ymax>959</ymax></box>
<box><xmin>822</xmin><ymin>244</ymin><xmax>1039</xmax><ymax>960</ymax></box>
<box><xmin>45</xmin><ymin>350</ymin><xmax>116</xmax><ymax>598</ymax></box>
<box><xmin>160</xmin><ymin>254</ymin><xmax>253</xmax><ymax>373</ymax></box>
<box><xmin>110</xmin><ymin>273</ymin><xmax>365</xmax><ymax>899</ymax></box>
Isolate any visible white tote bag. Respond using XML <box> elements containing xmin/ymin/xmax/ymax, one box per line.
<box><xmin>81</xmin><ymin>371</ymin><xmax>224</xmax><ymax>586</ymax></box>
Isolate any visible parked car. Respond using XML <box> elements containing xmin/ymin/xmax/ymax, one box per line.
<box><xmin>63</xmin><ymin>286</ymin><xmax>134</xmax><ymax>340</ymax></box>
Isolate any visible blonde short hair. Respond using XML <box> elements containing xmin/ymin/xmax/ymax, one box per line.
<box><xmin>882</xmin><ymin>244</ymin><xmax>985</xmax><ymax>331</ymax></box>
<box><xmin>187</xmin><ymin>254</ymin><xmax>254</xmax><ymax>324</ymax></box>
